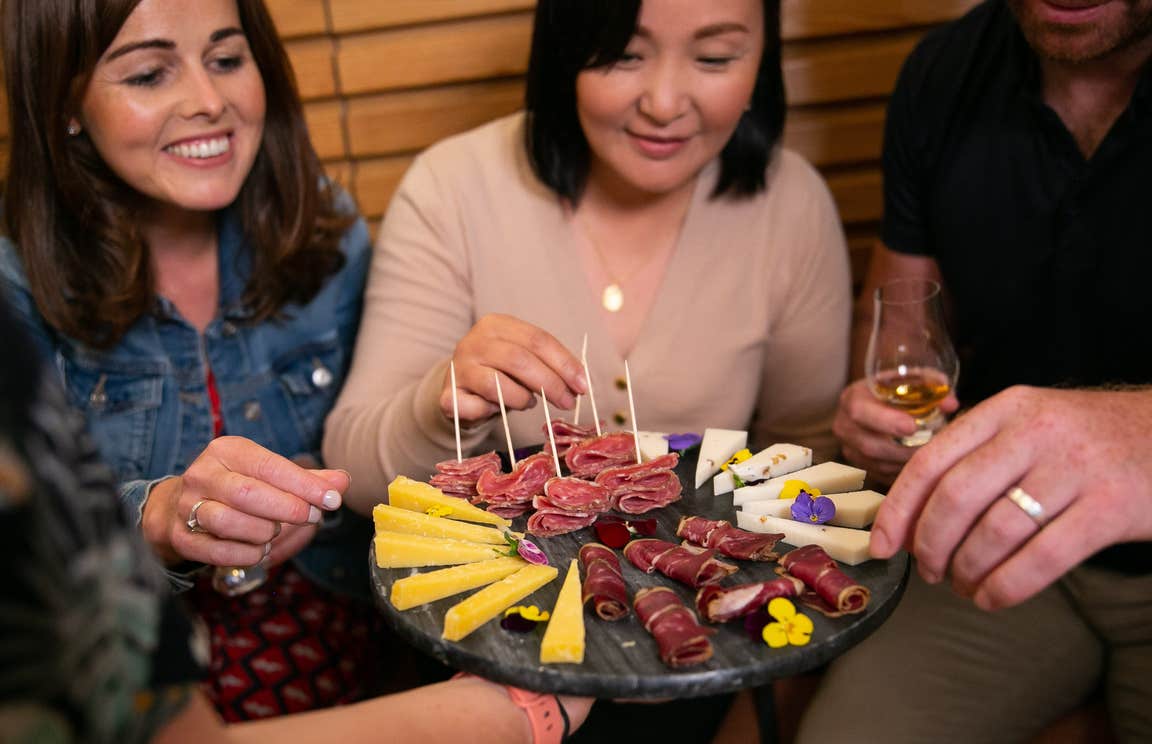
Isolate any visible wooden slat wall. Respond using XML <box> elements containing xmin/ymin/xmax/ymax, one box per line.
<box><xmin>0</xmin><ymin>0</ymin><xmax>982</xmax><ymax>288</ymax></box>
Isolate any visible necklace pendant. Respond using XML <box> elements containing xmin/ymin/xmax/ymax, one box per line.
<box><xmin>602</xmin><ymin>283</ymin><xmax>624</xmax><ymax>313</ymax></box>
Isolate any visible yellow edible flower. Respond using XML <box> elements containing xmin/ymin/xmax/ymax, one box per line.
<box><xmin>504</xmin><ymin>605</ymin><xmax>550</xmax><ymax>622</ymax></box>
<box><xmin>720</xmin><ymin>448</ymin><xmax>752</xmax><ymax>471</ymax></box>
<box><xmin>426</xmin><ymin>505</ymin><xmax>454</xmax><ymax>518</ymax></box>
<box><xmin>762</xmin><ymin>598</ymin><xmax>813</xmax><ymax>648</ymax></box>
<box><xmin>778</xmin><ymin>479</ymin><xmax>821</xmax><ymax>500</ymax></box>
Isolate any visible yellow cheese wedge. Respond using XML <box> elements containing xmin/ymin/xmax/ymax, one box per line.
<box><xmin>442</xmin><ymin>564</ymin><xmax>559</xmax><ymax>641</ymax></box>
<box><xmin>540</xmin><ymin>559</ymin><xmax>585</xmax><ymax>664</ymax></box>
<box><xmin>390</xmin><ymin>556</ymin><xmax>528</xmax><ymax>610</ymax></box>
<box><xmin>387</xmin><ymin>476</ymin><xmax>511</xmax><ymax>528</ymax></box>
<box><xmin>373</xmin><ymin>503</ymin><xmax>511</xmax><ymax>544</ymax></box>
<box><xmin>374</xmin><ymin>531</ymin><xmax>505</xmax><ymax>568</ymax></box>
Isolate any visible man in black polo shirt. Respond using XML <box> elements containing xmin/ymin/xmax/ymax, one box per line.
<box><xmin>802</xmin><ymin>0</ymin><xmax>1152</xmax><ymax>741</ymax></box>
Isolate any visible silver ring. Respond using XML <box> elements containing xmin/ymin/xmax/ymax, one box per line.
<box><xmin>186</xmin><ymin>499</ymin><xmax>209</xmax><ymax>533</ymax></box>
<box><xmin>1005</xmin><ymin>487</ymin><xmax>1046</xmax><ymax>526</ymax></box>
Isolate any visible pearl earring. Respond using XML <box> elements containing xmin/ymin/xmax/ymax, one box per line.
<box><xmin>67</xmin><ymin>122</ymin><xmax>81</xmax><ymax>136</ymax></box>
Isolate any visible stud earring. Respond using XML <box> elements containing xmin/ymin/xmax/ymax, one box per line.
<box><xmin>66</xmin><ymin>122</ymin><xmax>81</xmax><ymax>136</ymax></box>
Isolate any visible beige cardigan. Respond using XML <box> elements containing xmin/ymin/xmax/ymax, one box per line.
<box><xmin>324</xmin><ymin>114</ymin><xmax>852</xmax><ymax>512</ymax></box>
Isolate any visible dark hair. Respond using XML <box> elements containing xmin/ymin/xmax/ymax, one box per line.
<box><xmin>1</xmin><ymin>0</ymin><xmax>350</xmax><ymax>348</ymax></box>
<box><xmin>524</xmin><ymin>0</ymin><xmax>784</xmax><ymax>203</ymax></box>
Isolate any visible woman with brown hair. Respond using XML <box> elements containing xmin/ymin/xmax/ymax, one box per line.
<box><xmin>0</xmin><ymin>0</ymin><xmax>380</xmax><ymax>720</ymax></box>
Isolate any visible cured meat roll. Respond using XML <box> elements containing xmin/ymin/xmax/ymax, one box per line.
<box><xmin>578</xmin><ymin>543</ymin><xmax>629</xmax><ymax>621</ymax></box>
<box><xmin>594</xmin><ymin>453</ymin><xmax>682</xmax><ymax>514</ymax></box>
<box><xmin>526</xmin><ymin>493</ymin><xmax>598</xmax><ymax>537</ymax></box>
<box><xmin>622</xmin><ymin>539</ymin><xmax>737</xmax><ymax>588</ymax></box>
<box><xmin>543</xmin><ymin>419</ymin><xmax>600</xmax><ymax>456</ymax></box>
<box><xmin>634</xmin><ymin>587</ymin><xmax>715</xmax><ymax>668</ymax></box>
<box><xmin>429</xmin><ymin>451</ymin><xmax>501</xmax><ymax>502</ymax></box>
<box><xmin>476</xmin><ymin>451</ymin><xmax>553</xmax><ymax>517</ymax></box>
<box><xmin>564</xmin><ymin>432</ymin><xmax>639</xmax><ymax>478</ymax></box>
<box><xmin>542</xmin><ymin>477</ymin><xmax>612</xmax><ymax>513</ymax></box>
<box><xmin>676</xmin><ymin>516</ymin><xmax>784</xmax><ymax>561</ymax></box>
<box><xmin>778</xmin><ymin>544</ymin><xmax>870</xmax><ymax>616</ymax></box>
<box><xmin>695</xmin><ymin>577</ymin><xmax>804</xmax><ymax>623</ymax></box>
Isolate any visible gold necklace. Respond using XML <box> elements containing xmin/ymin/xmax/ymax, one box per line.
<box><xmin>579</xmin><ymin>218</ymin><xmax>659</xmax><ymax>313</ymax></box>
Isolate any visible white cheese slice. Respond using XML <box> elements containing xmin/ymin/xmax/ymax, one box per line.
<box><xmin>694</xmin><ymin>428</ymin><xmax>748</xmax><ymax>489</ymax></box>
<box><xmin>739</xmin><ymin>490</ymin><xmax>886</xmax><ymax>528</ymax></box>
<box><xmin>713</xmin><ymin>470</ymin><xmax>736</xmax><ymax>496</ymax></box>
<box><xmin>729</xmin><ymin>443</ymin><xmax>812</xmax><ymax>483</ymax></box>
<box><xmin>636</xmin><ymin>431</ymin><xmax>670</xmax><ymax>462</ymax></box>
<box><xmin>732</xmin><ymin>461</ymin><xmax>867</xmax><ymax>506</ymax></box>
<box><xmin>734</xmin><ymin>512</ymin><xmax>873</xmax><ymax>565</ymax></box>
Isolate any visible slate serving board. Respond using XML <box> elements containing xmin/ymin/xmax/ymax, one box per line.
<box><xmin>370</xmin><ymin>455</ymin><xmax>908</xmax><ymax>699</ymax></box>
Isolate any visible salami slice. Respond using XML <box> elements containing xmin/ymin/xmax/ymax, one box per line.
<box><xmin>622</xmin><ymin>539</ymin><xmax>738</xmax><ymax>588</ymax></box>
<box><xmin>525</xmin><ymin>492</ymin><xmax>598</xmax><ymax>537</ymax></box>
<box><xmin>476</xmin><ymin>451</ymin><xmax>552</xmax><ymax>510</ymax></box>
<box><xmin>634</xmin><ymin>587</ymin><xmax>715</xmax><ymax>668</ymax></box>
<box><xmin>544</xmin><ymin>419</ymin><xmax>600</xmax><ymax>456</ymax></box>
<box><xmin>578</xmin><ymin>543</ymin><xmax>630</xmax><ymax>621</ymax></box>
<box><xmin>430</xmin><ymin>451</ymin><xmax>502</xmax><ymax>502</ymax></box>
<box><xmin>694</xmin><ymin>577</ymin><xmax>805</xmax><ymax>623</ymax></box>
<box><xmin>542</xmin><ymin>476</ymin><xmax>612</xmax><ymax>513</ymax></box>
<box><xmin>676</xmin><ymin>516</ymin><xmax>784</xmax><ymax>561</ymax></box>
<box><xmin>564</xmin><ymin>432</ymin><xmax>639</xmax><ymax>478</ymax></box>
<box><xmin>778</xmin><ymin>544</ymin><xmax>870</xmax><ymax>616</ymax></box>
<box><xmin>595</xmin><ymin>453</ymin><xmax>682</xmax><ymax>514</ymax></box>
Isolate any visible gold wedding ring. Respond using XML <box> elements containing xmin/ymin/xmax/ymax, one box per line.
<box><xmin>186</xmin><ymin>499</ymin><xmax>209</xmax><ymax>533</ymax></box>
<box><xmin>1005</xmin><ymin>486</ymin><xmax>1047</xmax><ymax>527</ymax></box>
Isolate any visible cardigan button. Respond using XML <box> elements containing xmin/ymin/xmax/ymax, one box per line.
<box><xmin>243</xmin><ymin>401</ymin><xmax>262</xmax><ymax>421</ymax></box>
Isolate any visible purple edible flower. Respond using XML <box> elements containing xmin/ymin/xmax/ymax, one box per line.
<box><xmin>744</xmin><ymin>608</ymin><xmax>772</xmax><ymax>640</ymax></box>
<box><xmin>790</xmin><ymin>490</ymin><xmax>836</xmax><ymax>525</ymax></box>
<box><xmin>516</xmin><ymin>538</ymin><xmax>549</xmax><ymax>565</ymax></box>
<box><xmin>664</xmin><ymin>432</ymin><xmax>702</xmax><ymax>451</ymax></box>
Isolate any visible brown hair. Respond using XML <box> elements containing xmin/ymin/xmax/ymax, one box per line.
<box><xmin>1</xmin><ymin>0</ymin><xmax>350</xmax><ymax>347</ymax></box>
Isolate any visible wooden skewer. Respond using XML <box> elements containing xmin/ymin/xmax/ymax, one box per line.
<box><xmin>493</xmin><ymin>371</ymin><xmax>517</xmax><ymax>470</ymax></box>
<box><xmin>450</xmin><ymin>360</ymin><xmax>462</xmax><ymax>463</ymax></box>
<box><xmin>573</xmin><ymin>332</ymin><xmax>588</xmax><ymax>426</ymax></box>
<box><xmin>540</xmin><ymin>387</ymin><xmax>563</xmax><ymax>478</ymax></box>
<box><xmin>581</xmin><ymin>343</ymin><xmax>602</xmax><ymax>436</ymax></box>
<box><xmin>624</xmin><ymin>359</ymin><xmax>641</xmax><ymax>464</ymax></box>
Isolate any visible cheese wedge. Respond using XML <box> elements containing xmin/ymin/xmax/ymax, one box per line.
<box><xmin>713</xmin><ymin>470</ymin><xmax>737</xmax><ymax>496</ymax></box>
<box><xmin>637</xmin><ymin>431</ymin><xmax>670</xmax><ymax>462</ymax></box>
<box><xmin>729</xmin><ymin>443</ymin><xmax>812</xmax><ymax>483</ymax></box>
<box><xmin>373</xmin><ymin>503</ymin><xmax>511</xmax><ymax>544</ymax></box>
<box><xmin>695</xmin><ymin>428</ymin><xmax>748</xmax><ymax>489</ymax></box>
<box><xmin>540</xmin><ymin>559</ymin><xmax>585</xmax><ymax>664</ymax></box>
<box><xmin>387</xmin><ymin>475</ymin><xmax>511</xmax><ymax>528</ymax></box>
<box><xmin>390</xmin><ymin>556</ymin><xmax>528</xmax><ymax>610</ymax></box>
<box><xmin>739</xmin><ymin>490</ymin><xmax>886</xmax><ymax>528</ymax></box>
<box><xmin>374</xmin><ymin>531</ymin><xmax>506</xmax><ymax>568</ymax></box>
<box><xmin>443</xmin><ymin>564</ymin><xmax>559</xmax><ymax>641</ymax></box>
<box><xmin>734</xmin><ymin>512</ymin><xmax>872</xmax><ymax>565</ymax></box>
<box><xmin>732</xmin><ymin>461</ymin><xmax>867</xmax><ymax>506</ymax></box>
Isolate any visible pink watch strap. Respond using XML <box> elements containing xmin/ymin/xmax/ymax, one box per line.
<box><xmin>452</xmin><ymin>672</ymin><xmax>568</xmax><ymax>743</ymax></box>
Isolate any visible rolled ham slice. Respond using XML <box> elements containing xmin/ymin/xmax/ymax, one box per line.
<box><xmin>778</xmin><ymin>544</ymin><xmax>870</xmax><ymax>616</ymax></box>
<box><xmin>594</xmin><ymin>452</ymin><xmax>682</xmax><ymax>514</ymax></box>
<box><xmin>695</xmin><ymin>577</ymin><xmax>804</xmax><ymax>623</ymax></box>
<box><xmin>676</xmin><ymin>516</ymin><xmax>784</xmax><ymax>561</ymax></box>
<box><xmin>623</xmin><ymin>539</ymin><xmax>738</xmax><ymax>588</ymax></box>
<box><xmin>578</xmin><ymin>543</ymin><xmax>629</xmax><ymax>621</ymax></box>
<box><xmin>564</xmin><ymin>432</ymin><xmax>639</xmax><ymax>478</ymax></box>
<box><xmin>526</xmin><ymin>493</ymin><xmax>598</xmax><ymax>537</ymax></box>
<box><xmin>634</xmin><ymin>587</ymin><xmax>715</xmax><ymax>668</ymax></box>
<box><xmin>430</xmin><ymin>451</ymin><xmax>502</xmax><ymax>502</ymax></box>
<box><xmin>544</xmin><ymin>419</ymin><xmax>600</xmax><ymax>456</ymax></box>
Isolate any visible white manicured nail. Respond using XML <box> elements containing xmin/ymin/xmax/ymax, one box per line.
<box><xmin>308</xmin><ymin>505</ymin><xmax>321</xmax><ymax>524</ymax></box>
<box><xmin>322</xmin><ymin>489</ymin><xmax>342</xmax><ymax>510</ymax></box>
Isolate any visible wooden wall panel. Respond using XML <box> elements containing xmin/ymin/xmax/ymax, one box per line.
<box><xmin>0</xmin><ymin>0</ymin><xmax>980</xmax><ymax>288</ymax></box>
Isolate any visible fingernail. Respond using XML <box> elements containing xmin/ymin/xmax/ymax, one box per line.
<box><xmin>322</xmin><ymin>489</ymin><xmax>342</xmax><ymax>510</ymax></box>
<box><xmin>576</xmin><ymin>372</ymin><xmax>589</xmax><ymax>393</ymax></box>
<box><xmin>920</xmin><ymin>567</ymin><xmax>940</xmax><ymax>584</ymax></box>
<box><xmin>308</xmin><ymin>505</ymin><xmax>322</xmax><ymax>524</ymax></box>
<box><xmin>263</xmin><ymin>542</ymin><xmax>272</xmax><ymax>558</ymax></box>
<box><xmin>272</xmin><ymin>522</ymin><xmax>282</xmax><ymax>538</ymax></box>
<box><xmin>869</xmin><ymin>526</ymin><xmax>890</xmax><ymax>557</ymax></box>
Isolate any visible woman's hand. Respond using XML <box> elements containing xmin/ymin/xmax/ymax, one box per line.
<box><xmin>442</xmin><ymin>314</ymin><xmax>587</xmax><ymax>425</ymax></box>
<box><xmin>141</xmin><ymin>436</ymin><xmax>347</xmax><ymax>567</ymax></box>
<box><xmin>833</xmin><ymin>378</ymin><xmax>960</xmax><ymax>485</ymax></box>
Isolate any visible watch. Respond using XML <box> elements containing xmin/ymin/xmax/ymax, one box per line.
<box><xmin>453</xmin><ymin>672</ymin><xmax>569</xmax><ymax>744</ymax></box>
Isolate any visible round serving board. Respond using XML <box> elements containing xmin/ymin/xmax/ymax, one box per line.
<box><xmin>370</xmin><ymin>456</ymin><xmax>908</xmax><ymax>699</ymax></box>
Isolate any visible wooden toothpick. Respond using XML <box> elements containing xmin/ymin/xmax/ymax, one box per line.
<box><xmin>493</xmin><ymin>371</ymin><xmax>517</xmax><ymax>470</ymax></box>
<box><xmin>624</xmin><ymin>360</ymin><xmax>641</xmax><ymax>464</ymax></box>
<box><xmin>450</xmin><ymin>360</ymin><xmax>462</xmax><ymax>462</ymax></box>
<box><xmin>581</xmin><ymin>342</ymin><xmax>601</xmax><ymax>436</ymax></box>
<box><xmin>573</xmin><ymin>332</ymin><xmax>588</xmax><ymax>426</ymax></box>
<box><xmin>540</xmin><ymin>387</ymin><xmax>562</xmax><ymax>478</ymax></box>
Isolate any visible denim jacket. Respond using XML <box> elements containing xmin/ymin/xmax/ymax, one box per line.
<box><xmin>0</xmin><ymin>195</ymin><xmax>375</xmax><ymax>600</ymax></box>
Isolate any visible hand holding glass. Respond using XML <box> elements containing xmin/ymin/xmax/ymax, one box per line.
<box><xmin>865</xmin><ymin>278</ymin><xmax>959</xmax><ymax>447</ymax></box>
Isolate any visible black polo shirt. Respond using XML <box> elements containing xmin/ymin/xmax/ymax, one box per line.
<box><xmin>884</xmin><ymin>0</ymin><xmax>1152</xmax><ymax>404</ymax></box>
<box><xmin>883</xmin><ymin>0</ymin><xmax>1152</xmax><ymax>571</ymax></box>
